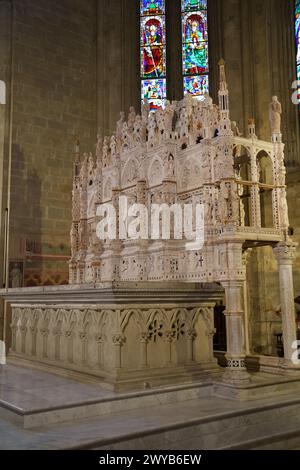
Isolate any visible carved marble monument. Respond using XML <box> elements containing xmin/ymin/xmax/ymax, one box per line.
<box><xmin>2</xmin><ymin>61</ymin><xmax>298</xmax><ymax>390</ymax></box>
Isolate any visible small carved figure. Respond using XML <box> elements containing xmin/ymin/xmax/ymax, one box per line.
<box><xmin>269</xmin><ymin>96</ymin><xmax>282</xmax><ymax>135</ymax></box>
<box><xmin>102</xmin><ymin>137</ymin><xmax>109</xmax><ymax>168</ymax></box>
<box><xmin>165</xmin><ymin>100</ymin><xmax>175</xmax><ymax>133</ymax></box>
<box><xmin>121</xmin><ymin>122</ymin><xmax>131</xmax><ymax>150</ymax></box>
<box><xmin>133</xmin><ymin>115</ymin><xmax>143</xmax><ymax>143</ymax></box>
<box><xmin>231</xmin><ymin>121</ymin><xmax>242</xmax><ymax>137</ymax></box>
<box><xmin>116</xmin><ymin>111</ymin><xmax>125</xmax><ymax>139</ymax></box>
<box><xmin>163</xmin><ymin>152</ymin><xmax>175</xmax><ymax>179</ymax></box>
<box><xmin>110</xmin><ymin>134</ymin><xmax>116</xmax><ymax>160</ymax></box>
<box><xmin>128</xmin><ymin>106</ymin><xmax>136</xmax><ymax>131</ymax></box>
<box><xmin>96</xmin><ymin>134</ymin><xmax>103</xmax><ymax>159</ymax></box>
<box><xmin>279</xmin><ymin>188</ymin><xmax>290</xmax><ymax>228</ymax></box>
<box><xmin>141</xmin><ymin>98</ymin><xmax>150</xmax><ymax>124</ymax></box>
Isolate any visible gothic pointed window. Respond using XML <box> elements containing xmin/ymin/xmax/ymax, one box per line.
<box><xmin>140</xmin><ymin>0</ymin><xmax>167</xmax><ymax>111</ymax></box>
<box><xmin>296</xmin><ymin>0</ymin><xmax>300</xmax><ymax>102</ymax></box>
<box><xmin>181</xmin><ymin>0</ymin><xmax>209</xmax><ymax>98</ymax></box>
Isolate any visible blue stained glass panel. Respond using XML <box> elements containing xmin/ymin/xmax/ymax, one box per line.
<box><xmin>141</xmin><ymin>16</ymin><xmax>165</xmax><ymax>46</ymax></box>
<box><xmin>184</xmin><ymin>75</ymin><xmax>209</xmax><ymax>97</ymax></box>
<box><xmin>141</xmin><ymin>0</ymin><xmax>165</xmax><ymax>16</ymax></box>
<box><xmin>141</xmin><ymin>79</ymin><xmax>166</xmax><ymax>111</ymax></box>
<box><xmin>183</xmin><ymin>40</ymin><xmax>208</xmax><ymax>75</ymax></box>
<box><xmin>182</xmin><ymin>11</ymin><xmax>208</xmax><ymax>43</ymax></box>
<box><xmin>181</xmin><ymin>0</ymin><xmax>207</xmax><ymax>12</ymax></box>
<box><xmin>182</xmin><ymin>1</ymin><xmax>209</xmax><ymax>98</ymax></box>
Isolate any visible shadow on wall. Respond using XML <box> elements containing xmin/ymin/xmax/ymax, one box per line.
<box><xmin>8</xmin><ymin>143</ymin><xmax>42</xmax><ymax>288</ymax></box>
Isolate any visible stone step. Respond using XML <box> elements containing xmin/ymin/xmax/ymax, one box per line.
<box><xmin>79</xmin><ymin>398</ymin><xmax>300</xmax><ymax>450</ymax></box>
<box><xmin>0</xmin><ymin>365</ymin><xmax>214</xmax><ymax>429</ymax></box>
<box><xmin>2</xmin><ymin>388</ymin><xmax>300</xmax><ymax>449</ymax></box>
<box><xmin>220</xmin><ymin>428</ymin><xmax>300</xmax><ymax>450</ymax></box>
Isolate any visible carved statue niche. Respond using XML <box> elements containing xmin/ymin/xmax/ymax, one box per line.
<box><xmin>219</xmin><ymin>181</ymin><xmax>240</xmax><ymax>224</ymax></box>
<box><xmin>121</xmin><ymin>122</ymin><xmax>131</xmax><ymax>150</ymax></box>
<box><xmin>179</xmin><ymin>106</ymin><xmax>189</xmax><ymax>139</ymax></box>
<box><xmin>163</xmin><ymin>152</ymin><xmax>175</xmax><ymax>180</ymax></box>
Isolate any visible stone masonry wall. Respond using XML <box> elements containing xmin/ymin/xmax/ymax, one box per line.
<box><xmin>8</xmin><ymin>0</ymin><xmax>97</xmax><ymax>286</ymax></box>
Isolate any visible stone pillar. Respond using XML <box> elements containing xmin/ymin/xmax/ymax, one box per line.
<box><xmin>222</xmin><ymin>280</ymin><xmax>249</xmax><ymax>383</ymax></box>
<box><xmin>273</xmin><ymin>241</ymin><xmax>299</xmax><ymax>369</ymax></box>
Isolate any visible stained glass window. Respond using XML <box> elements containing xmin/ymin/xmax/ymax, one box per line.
<box><xmin>140</xmin><ymin>0</ymin><xmax>167</xmax><ymax>110</ymax></box>
<box><xmin>296</xmin><ymin>0</ymin><xmax>300</xmax><ymax>103</ymax></box>
<box><xmin>181</xmin><ymin>0</ymin><xmax>209</xmax><ymax>99</ymax></box>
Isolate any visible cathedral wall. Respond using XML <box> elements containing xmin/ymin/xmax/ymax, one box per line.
<box><xmin>6</xmin><ymin>0</ymin><xmax>97</xmax><ymax>288</ymax></box>
<box><xmin>97</xmin><ymin>0</ymin><xmax>139</xmax><ymax>136</ymax></box>
<box><xmin>209</xmin><ymin>0</ymin><xmax>300</xmax><ymax>165</ymax></box>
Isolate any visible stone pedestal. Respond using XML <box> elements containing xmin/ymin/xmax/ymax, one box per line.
<box><xmin>1</xmin><ymin>282</ymin><xmax>222</xmax><ymax>391</ymax></box>
<box><xmin>273</xmin><ymin>242</ymin><xmax>299</xmax><ymax>372</ymax></box>
<box><xmin>222</xmin><ymin>280</ymin><xmax>250</xmax><ymax>384</ymax></box>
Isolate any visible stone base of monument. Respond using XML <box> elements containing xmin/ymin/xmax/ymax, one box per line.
<box><xmin>1</xmin><ymin>282</ymin><xmax>222</xmax><ymax>392</ymax></box>
<box><xmin>246</xmin><ymin>355</ymin><xmax>300</xmax><ymax>377</ymax></box>
<box><xmin>213</xmin><ymin>374</ymin><xmax>300</xmax><ymax>401</ymax></box>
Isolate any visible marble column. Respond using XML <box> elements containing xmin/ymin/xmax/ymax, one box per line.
<box><xmin>273</xmin><ymin>241</ymin><xmax>299</xmax><ymax>369</ymax></box>
<box><xmin>222</xmin><ymin>279</ymin><xmax>249</xmax><ymax>383</ymax></box>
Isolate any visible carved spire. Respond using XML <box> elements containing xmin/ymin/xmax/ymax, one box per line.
<box><xmin>218</xmin><ymin>58</ymin><xmax>227</xmax><ymax>92</ymax></box>
<box><xmin>218</xmin><ymin>59</ymin><xmax>231</xmax><ymax>136</ymax></box>
<box><xmin>73</xmin><ymin>137</ymin><xmax>81</xmax><ymax>182</ymax></box>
